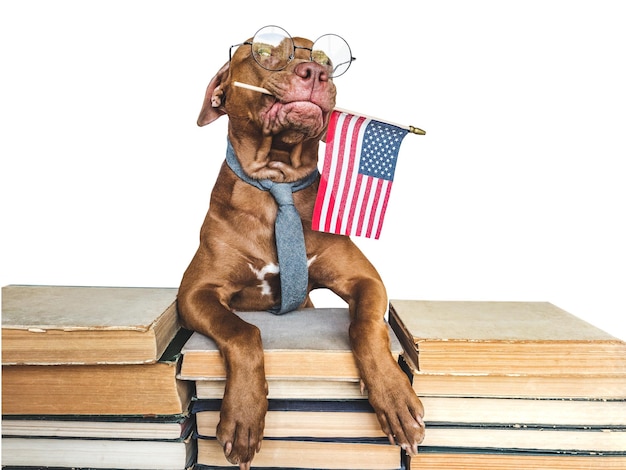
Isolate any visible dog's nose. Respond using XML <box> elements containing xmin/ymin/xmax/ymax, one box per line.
<box><xmin>294</xmin><ymin>61</ymin><xmax>330</xmax><ymax>83</ymax></box>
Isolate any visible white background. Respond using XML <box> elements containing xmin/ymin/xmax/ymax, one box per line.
<box><xmin>1</xmin><ymin>1</ymin><xmax>624</xmax><ymax>340</ymax></box>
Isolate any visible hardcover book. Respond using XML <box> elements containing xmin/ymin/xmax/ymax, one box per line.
<box><xmin>179</xmin><ymin>308</ymin><xmax>401</xmax><ymax>381</ymax></box>
<box><xmin>193</xmin><ymin>398</ymin><xmax>384</xmax><ymax>439</ymax></box>
<box><xmin>2</xmin><ymin>285</ymin><xmax>180</xmax><ymax>365</ymax></box>
<box><xmin>408</xmin><ymin>449</ymin><xmax>626</xmax><ymax>469</ymax></box>
<box><xmin>2</xmin><ymin>435</ymin><xmax>195</xmax><ymax>470</ymax></box>
<box><xmin>389</xmin><ymin>300</ymin><xmax>626</xmax><ymax>374</ymax></box>
<box><xmin>2</xmin><ymin>328</ymin><xmax>193</xmax><ymax>415</ymax></box>
<box><xmin>197</xmin><ymin>437</ymin><xmax>401</xmax><ymax>470</ymax></box>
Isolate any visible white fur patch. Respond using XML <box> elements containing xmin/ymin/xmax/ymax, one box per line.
<box><xmin>249</xmin><ymin>257</ymin><xmax>317</xmax><ymax>296</ymax></box>
<box><xmin>249</xmin><ymin>263</ymin><xmax>279</xmax><ymax>297</ymax></box>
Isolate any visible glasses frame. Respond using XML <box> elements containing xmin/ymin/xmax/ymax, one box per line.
<box><xmin>229</xmin><ymin>25</ymin><xmax>355</xmax><ymax>78</ymax></box>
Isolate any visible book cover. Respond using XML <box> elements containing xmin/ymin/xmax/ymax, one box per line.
<box><xmin>389</xmin><ymin>300</ymin><xmax>626</xmax><ymax>374</ymax></box>
<box><xmin>194</xmin><ymin>377</ymin><xmax>366</xmax><ymax>400</ymax></box>
<box><xmin>193</xmin><ymin>398</ymin><xmax>385</xmax><ymax>439</ymax></box>
<box><xmin>408</xmin><ymin>448</ymin><xmax>626</xmax><ymax>469</ymax></box>
<box><xmin>418</xmin><ymin>423</ymin><xmax>626</xmax><ymax>453</ymax></box>
<box><xmin>197</xmin><ymin>437</ymin><xmax>401</xmax><ymax>470</ymax></box>
<box><xmin>2</xmin><ymin>328</ymin><xmax>193</xmax><ymax>415</ymax></box>
<box><xmin>409</xmin><ymin>370</ymin><xmax>626</xmax><ymax>399</ymax></box>
<box><xmin>2</xmin><ymin>285</ymin><xmax>180</xmax><ymax>365</ymax></box>
<box><xmin>418</xmin><ymin>396</ymin><xmax>626</xmax><ymax>427</ymax></box>
<box><xmin>1</xmin><ymin>435</ymin><xmax>196</xmax><ymax>470</ymax></box>
<box><xmin>1</xmin><ymin>412</ymin><xmax>193</xmax><ymax>440</ymax></box>
<box><xmin>178</xmin><ymin>308</ymin><xmax>401</xmax><ymax>380</ymax></box>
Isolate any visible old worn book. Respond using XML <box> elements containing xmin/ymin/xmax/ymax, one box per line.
<box><xmin>2</xmin><ymin>412</ymin><xmax>193</xmax><ymax>440</ymax></box>
<box><xmin>419</xmin><ymin>424</ymin><xmax>626</xmax><ymax>453</ymax></box>
<box><xmin>195</xmin><ymin>396</ymin><xmax>625</xmax><ymax>440</ymax></box>
<box><xmin>195</xmin><ymin>377</ymin><xmax>366</xmax><ymax>400</ymax></box>
<box><xmin>408</xmin><ymin>450</ymin><xmax>626</xmax><ymax>469</ymax></box>
<box><xmin>389</xmin><ymin>300</ymin><xmax>626</xmax><ymax>374</ymax></box>
<box><xmin>197</xmin><ymin>437</ymin><xmax>401</xmax><ymax>470</ymax></box>
<box><xmin>2</xmin><ymin>329</ymin><xmax>193</xmax><ymax>415</ymax></box>
<box><xmin>2</xmin><ymin>285</ymin><xmax>179</xmax><ymax>365</ymax></box>
<box><xmin>410</xmin><ymin>371</ymin><xmax>626</xmax><ymax>399</ymax></box>
<box><xmin>418</xmin><ymin>396</ymin><xmax>626</xmax><ymax>427</ymax></box>
<box><xmin>194</xmin><ymin>399</ymin><xmax>385</xmax><ymax>439</ymax></box>
<box><xmin>1</xmin><ymin>435</ymin><xmax>195</xmax><ymax>470</ymax></box>
<box><xmin>178</xmin><ymin>308</ymin><xmax>401</xmax><ymax>380</ymax></box>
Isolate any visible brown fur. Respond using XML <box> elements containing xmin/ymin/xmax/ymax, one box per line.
<box><xmin>178</xmin><ymin>35</ymin><xmax>424</xmax><ymax>469</ymax></box>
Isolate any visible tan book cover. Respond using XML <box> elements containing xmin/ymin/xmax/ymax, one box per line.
<box><xmin>2</xmin><ymin>285</ymin><xmax>179</xmax><ymax>365</ymax></box>
<box><xmin>195</xmin><ymin>373</ymin><xmax>625</xmax><ymax>401</ymax></box>
<box><xmin>2</xmin><ymin>436</ymin><xmax>195</xmax><ymax>469</ymax></box>
<box><xmin>195</xmin><ymin>378</ymin><xmax>365</xmax><ymax>400</ymax></box>
<box><xmin>410</xmin><ymin>371</ymin><xmax>626</xmax><ymax>399</ymax></box>
<box><xmin>2</xmin><ymin>328</ymin><xmax>193</xmax><ymax>416</ymax></box>
<box><xmin>2</xmin><ymin>360</ymin><xmax>192</xmax><ymax>416</ymax></box>
<box><xmin>409</xmin><ymin>452</ymin><xmax>626</xmax><ymax>470</ymax></box>
<box><xmin>1</xmin><ymin>413</ymin><xmax>192</xmax><ymax>440</ymax></box>
<box><xmin>178</xmin><ymin>308</ymin><xmax>401</xmax><ymax>380</ymax></box>
<box><xmin>197</xmin><ymin>409</ymin><xmax>384</xmax><ymax>438</ymax></box>
<box><xmin>418</xmin><ymin>425</ymin><xmax>626</xmax><ymax>453</ymax></box>
<box><xmin>195</xmin><ymin>396</ymin><xmax>625</xmax><ymax>437</ymax></box>
<box><xmin>389</xmin><ymin>300</ymin><xmax>626</xmax><ymax>374</ymax></box>
<box><xmin>194</xmin><ymin>399</ymin><xmax>385</xmax><ymax>439</ymax></box>
<box><xmin>197</xmin><ymin>438</ymin><xmax>400</xmax><ymax>470</ymax></box>
<box><xmin>417</xmin><ymin>396</ymin><xmax>626</xmax><ymax>427</ymax></box>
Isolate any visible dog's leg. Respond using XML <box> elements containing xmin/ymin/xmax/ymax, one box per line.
<box><xmin>310</xmin><ymin>241</ymin><xmax>425</xmax><ymax>456</ymax></box>
<box><xmin>177</xmin><ymin>287</ymin><xmax>268</xmax><ymax>469</ymax></box>
<box><xmin>347</xmin><ymin>278</ymin><xmax>425</xmax><ymax>456</ymax></box>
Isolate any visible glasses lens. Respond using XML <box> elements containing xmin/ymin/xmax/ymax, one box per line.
<box><xmin>251</xmin><ymin>25</ymin><xmax>294</xmax><ymax>71</ymax></box>
<box><xmin>312</xmin><ymin>34</ymin><xmax>353</xmax><ymax>77</ymax></box>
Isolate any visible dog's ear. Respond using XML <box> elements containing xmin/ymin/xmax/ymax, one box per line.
<box><xmin>197</xmin><ymin>62</ymin><xmax>230</xmax><ymax>127</ymax></box>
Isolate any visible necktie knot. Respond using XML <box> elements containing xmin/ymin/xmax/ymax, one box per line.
<box><xmin>269</xmin><ymin>183</ymin><xmax>295</xmax><ymax>206</ymax></box>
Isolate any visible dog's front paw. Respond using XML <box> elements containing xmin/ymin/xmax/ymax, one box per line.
<box><xmin>216</xmin><ymin>378</ymin><xmax>268</xmax><ymax>468</ymax></box>
<box><xmin>367</xmin><ymin>368</ymin><xmax>425</xmax><ymax>456</ymax></box>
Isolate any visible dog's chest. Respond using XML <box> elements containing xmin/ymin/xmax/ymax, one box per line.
<box><xmin>248</xmin><ymin>262</ymin><xmax>280</xmax><ymax>298</ymax></box>
<box><xmin>233</xmin><ymin>256</ymin><xmax>317</xmax><ymax>310</ymax></box>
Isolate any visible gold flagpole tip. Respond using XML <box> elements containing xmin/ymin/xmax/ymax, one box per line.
<box><xmin>409</xmin><ymin>126</ymin><xmax>426</xmax><ymax>135</ymax></box>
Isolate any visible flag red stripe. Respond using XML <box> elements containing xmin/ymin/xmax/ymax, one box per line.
<box><xmin>356</xmin><ymin>176</ymin><xmax>373</xmax><ymax>236</ymax></box>
<box><xmin>336</xmin><ymin>116</ymin><xmax>366</xmax><ymax>234</ymax></box>
<box><xmin>322</xmin><ymin>114</ymin><xmax>348</xmax><ymax>232</ymax></box>
<box><xmin>345</xmin><ymin>173</ymin><xmax>363</xmax><ymax>236</ymax></box>
<box><xmin>366</xmin><ymin>178</ymin><xmax>384</xmax><ymax>238</ymax></box>
<box><xmin>312</xmin><ymin>110</ymin><xmax>340</xmax><ymax>231</ymax></box>
<box><xmin>374</xmin><ymin>182</ymin><xmax>393</xmax><ymax>239</ymax></box>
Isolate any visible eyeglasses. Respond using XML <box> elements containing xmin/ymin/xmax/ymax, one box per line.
<box><xmin>229</xmin><ymin>25</ymin><xmax>355</xmax><ymax>78</ymax></box>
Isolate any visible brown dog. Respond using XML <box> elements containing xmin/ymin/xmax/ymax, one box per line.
<box><xmin>178</xmin><ymin>27</ymin><xmax>425</xmax><ymax>469</ymax></box>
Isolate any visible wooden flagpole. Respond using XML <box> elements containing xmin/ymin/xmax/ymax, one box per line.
<box><xmin>233</xmin><ymin>81</ymin><xmax>426</xmax><ymax>135</ymax></box>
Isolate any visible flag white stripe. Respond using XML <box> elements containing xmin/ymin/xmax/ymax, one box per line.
<box><xmin>330</xmin><ymin>115</ymin><xmax>360</xmax><ymax>234</ymax></box>
<box><xmin>338</xmin><ymin>119</ymin><xmax>369</xmax><ymax>235</ymax></box>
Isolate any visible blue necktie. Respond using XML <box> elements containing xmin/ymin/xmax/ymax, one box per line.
<box><xmin>225</xmin><ymin>140</ymin><xmax>318</xmax><ymax>314</ymax></box>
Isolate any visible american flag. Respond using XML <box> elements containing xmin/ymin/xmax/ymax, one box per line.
<box><xmin>312</xmin><ymin>110</ymin><xmax>408</xmax><ymax>239</ymax></box>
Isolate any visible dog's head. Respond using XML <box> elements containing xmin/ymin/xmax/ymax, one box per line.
<box><xmin>198</xmin><ymin>26</ymin><xmax>352</xmax><ymax>183</ymax></box>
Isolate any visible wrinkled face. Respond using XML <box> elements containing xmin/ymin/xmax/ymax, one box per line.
<box><xmin>227</xmin><ymin>36</ymin><xmax>338</xmax><ymax>146</ymax></box>
<box><xmin>197</xmin><ymin>29</ymin><xmax>346</xmax><ymax>182</ymax></box>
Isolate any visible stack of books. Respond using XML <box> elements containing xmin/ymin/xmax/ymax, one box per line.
<box><xmin>178</xmin><ymin>308</ymin><xmax>406</xmax><ymax>470</ymax></box>
<box><xmin>1</xmin><ymin>285</ymin><xmax>196</xmax><ymax>470</ymax></box>
<box><xmin>389</xmin><ymin>299</ymin><xmax>626</xmax><ymax>469</ymax></box>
